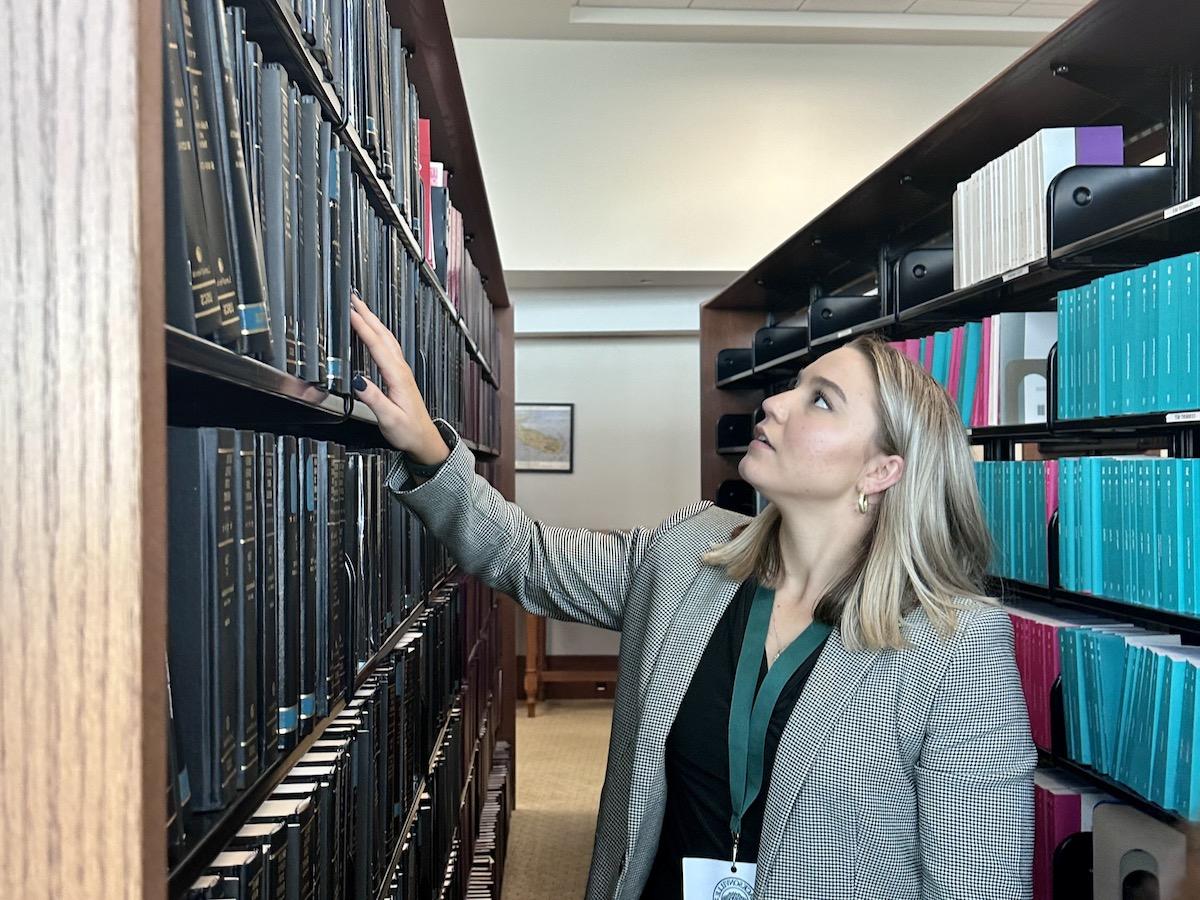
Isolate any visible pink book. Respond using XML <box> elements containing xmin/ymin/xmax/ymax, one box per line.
<box><xmin>1044</xmin><ymin>459</ymin><xmax>1059</xmax><ymax>525</ymax></box>
<box><xmin>922</xmin><ymin>337</ymin><xmax>934</xmax><ymax>374</ymax></box>
<box><xmin>904</xmin><ymin>338</ymin><xmax>921</xmax><ymax>364</ymax></box>
<box><xmin>974</xmin><ymin>317</ymin><xmax>994</xmax><ymax>426</ymax></box>
<box><xmin>947</xmin><ymin>326</ymin><xmax>966</xmax><ymax>402</ymax></box>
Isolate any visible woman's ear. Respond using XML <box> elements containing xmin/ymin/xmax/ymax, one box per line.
<box><xmin>863</xmin><ymin>454</ymin><xmax>905</xmax><ymax>496</ymax></box>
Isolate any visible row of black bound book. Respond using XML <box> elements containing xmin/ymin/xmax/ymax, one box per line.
<box><xmin>177</xmin><ymin>581</ymin><xmax>504</xmax><ymax>899</ymax></box>
<box><xmin>461</xmin><ymin>743</ymin><xmax>512</xmax><ymax>900</ymax></box>
<box><xmin>163</xmin><ymin>0</ymin><xmax>503</xmax><ymax>404</ymax></box>
<box><xmin>165</xmin><ymin>424</ymin><xmax>452</xmax><ymax>828</ymax></box>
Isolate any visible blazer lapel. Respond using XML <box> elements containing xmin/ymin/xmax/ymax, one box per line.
<box><xmin>626</xmin><ymin>563</ymin><xmax>741</xmax><ymax>853</ymax></box>
<box><xmin>756</xmin><ymin>629</ymin><xmax>879</xmax><ymax>878</ymax></box>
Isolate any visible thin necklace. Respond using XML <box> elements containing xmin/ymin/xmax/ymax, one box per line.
<box><xmin>768</xmin><ymin>610</ymin><xmax>784</xmax><ymax>663</ymax></box>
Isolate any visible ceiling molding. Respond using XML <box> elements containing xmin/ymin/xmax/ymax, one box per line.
<box><xmin>568</xmin><ymin>6</ymin><xmax>1059</xmax><ymax>37</ymax></box>
<box><xmin>505</xmin><ymin>269</ymin><xmax>742</xmax><ymax>289</ymax></box>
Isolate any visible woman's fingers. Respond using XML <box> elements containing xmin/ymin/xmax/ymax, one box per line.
<box><xmin>350</xmin><ymin>306</ymin><xmax>411</xmax><ymax>392</ymax></box>
<box><xmin>352</xmin><ymin>374</ymin><xmax>409</xmax><ymax>451</ymax></box>
<box><xmin>351</xmin><ymin>295</ymin><xmax>405</xmax><ymax>359</ymax></box>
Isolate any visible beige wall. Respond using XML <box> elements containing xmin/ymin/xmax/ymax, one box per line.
<box><xmin>455</xmin><ymin>37</ymin><xmax>1022</xmax><ymax>273</ymax></box>
<box><xmin>513</xmin><ymin>330</ymin><xmax>700</xmax><ymax>655</ymax></box>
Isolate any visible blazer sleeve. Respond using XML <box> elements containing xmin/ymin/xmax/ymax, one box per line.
<box><xmin>386</xmin><ymin>419</ymin><xmax>713</xmax><ymax>631</ymax></box>
<box><xmin>916</xmin><ymin>605</ymin><xmax>1036</xmax><ymax>900</ymax></box>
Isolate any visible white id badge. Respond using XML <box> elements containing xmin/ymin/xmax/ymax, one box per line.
<box><xmin>682</xmin><ymin>857</ymin><xmax>757</xmax><ymax>900</ymax></box>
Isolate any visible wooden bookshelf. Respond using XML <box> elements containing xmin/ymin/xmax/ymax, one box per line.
<box><xmin>1</xmin><ymin>0</ymin><xmax>516</xmax><ymax>895</ymax></box>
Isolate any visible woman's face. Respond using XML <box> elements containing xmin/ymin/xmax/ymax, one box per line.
<box><xmin>739</xmin><ymin>346</ymin><xmax>883</xmax><ymax>509</ymax></box>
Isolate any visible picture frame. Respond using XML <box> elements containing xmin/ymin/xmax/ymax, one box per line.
<box><xmin>514</xmin><ymin>403</ymin><xmax>575</xmax><ymax>473</ymax></box>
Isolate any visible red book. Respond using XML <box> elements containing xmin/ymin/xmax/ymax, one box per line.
<box><xmin>419</xmin><ymin>118</ymin><xmax>433</xmax><ymax>265</ymax></box>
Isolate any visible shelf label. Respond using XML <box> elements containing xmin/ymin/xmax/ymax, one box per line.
<box><xmin>1002</xmin><ymin>264</ymin><xmax>1031</xmax><ymax>283</ymax></box>
<box><xmin>1165</xmin><ymin>197</ymin><xmax>1200</xmax><ymax>220</ymax></box>
<box><xmin>836</xmin><ymin>328</ymin><xmax>853</xmax><ymax>339</ymax></box>
<box><xmin>1166</xmin><ymin>410</ymin><xmax>1200</xmax><ymax>423</ymax></box>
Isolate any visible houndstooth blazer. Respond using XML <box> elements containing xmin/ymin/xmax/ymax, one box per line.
<box><xmin>388</xmin><ymin>421</ymin><xmax>1036</xmax><ymax>900</ymax></box>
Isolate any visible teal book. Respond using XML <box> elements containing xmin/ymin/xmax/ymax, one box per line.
<box><xmin>1180</xmin><ymin>460</ymin><xmax>1190</xmax><ymax>619</ymax></box>
<box><xmin>1147</xmin><ymin>262</ymin><xmax>1156</xmax><ymax>415</ymax></box>
<box><xmin>1087</xmin><ymin>457</ymin><xmax>1103</xmax><ymax>596</ymax></box>
<box><xmin>932</xmin><ymin>330</ymin><xmax>951</xmax><ymax>387</ymax></box>
<box><xmin>1058</xmin><ymin>288</ymin><xmax>1074</xmax><ymax>419</ymax></box>
<box><xmin>1066</xmin><ymin>457</ymin><xmax>1079</xmax><ymax>592</ymax></box>
<box><xmin>1122</xmin><ymin>270</ymin><xmax>1138</xmax><ymax>415</ymax></box>
<box><xmin>1182</xmin><ymin>660</ymin><xmax>1199</xmax><ymax>817</ymax></box>
<box><xmin>959</xmin><ymin>321</ymin><xmax>982</xmax><ymax>423</ymax></box>
<box><xmin>1143</xmin><ymin>646</ymin><xmax>1167</xmax><ymax>797</ymax></box>
<box><xmin>1086</xmin><ymin>280</ymin><xmax>1099</xmax><ymax>418</ymax></box>
<box><xmin>918</xmin><ymin>335</ymin><xmax>928</xmax><ymax>370</ymax></box>
<box><xmin>1156</xmin><ymin>653</ymin><xmax>1187</xmax><ymax>811</ymax></box>
<box><xmin>1141</xmin><ymin>264</ymin><xmax>1158</xmax><ymax>414</ymax></box>
<box><xmin>1060</xmin><ymin>628</ymin><xmax>1086</xmax><ymax>762</ymax></box>
<box><xmin>1183</xmin><ymin>253</ymin><xmax>1200</xmax><ymax>409</ymax></box>
<box><xmin>1139</xmin><ymin>461</ymin><xmax>1152</xmax><ymax>607</ymax></box>
<box><xmin>1162</xmin><ymin>460</ymin><xmax>1180</xmax><ymax>613</ymax></box>
<box><xmin>1191</xmin><ymin>459</ymin><xmax>1200</xmax><ymax>616</ymax></box>
<box><xmin>1158</xmin><ymin>257</ymin><xmax>1179</xmax><ymax>411</ymax></box>
<box><xmin>1112</xmin><ymin>643</ymin><xmax>1141</xmax><ymax>783</ymax></box>
<box><xmin>1101</xmin><ymin>274</ymin><xmax>1121</xmax><ymax>416</ymax></box>
<box><xmin>1093</xmin><ymin>629</ymin><xmax>1127</xmax><ymax>774</ymax></box>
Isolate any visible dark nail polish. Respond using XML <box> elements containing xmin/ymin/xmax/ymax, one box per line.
<box><xmin>353</xmin><ymin>373</ymin><xmax>367</xmax><ymax>392</ymax></box>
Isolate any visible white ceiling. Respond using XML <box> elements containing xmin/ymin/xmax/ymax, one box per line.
<box><xmin>446</xmin><ymin>0</ymin><xmax>1090</xmax><ymax>46</ymax></box>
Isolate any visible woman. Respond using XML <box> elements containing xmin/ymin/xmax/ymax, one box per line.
<box><xmin>350</xmin><ymin>296</ymin><xmax>1035</xmax><ymax>900</ymax></box>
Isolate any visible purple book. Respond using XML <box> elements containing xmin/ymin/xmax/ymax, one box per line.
<box><xmin>1075</xmin><ymin>125</ymin><xmax>1124</xmax><ymax>165</ymax></box>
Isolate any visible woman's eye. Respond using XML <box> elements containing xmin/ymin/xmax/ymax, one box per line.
<box><xmin>813</xmin><ymin>390</ymin><xmax>830</xmax><ymax>410</ymax></box>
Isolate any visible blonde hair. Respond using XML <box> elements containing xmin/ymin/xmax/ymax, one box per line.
<box><xmin>702</xmin><ymin>333</ymin><xmax>994</xmax><ymax>650</ymax></box>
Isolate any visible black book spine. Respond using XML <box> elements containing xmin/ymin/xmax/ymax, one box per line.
<box><xmin>215</xmin><ymin>428</ymin><xmax>240</xmax><ymax>804</ymax></box>
<box><xmin>329</xmin><ymin>0</ymin><xmax>344</xmax><ymax>105</ymax></box>
<box><xmin>316</xmin><ymin>120</ymin><xmax>330</xmax><ymax>388</ymax></box>
<box><xmin>255</xmin><ymin>432</ymin><xmax>280</xmax><ymax>769</ymax></box>
<box><xmin>328</xmin><ymin>446</ymin><xmax>347</xmax><ymax>705</ymax></box>
<box><xmin>233</xmin><ymin>429</ymin><xmax>261</xmax><ymax>790</ymax></box>
<box><xmin>336</xmin><ymin>147</ymin><xmax>354</xmax><ymax>387</ymax></box>
<box><xmin>315</xmin><ymin>442</ymin><xmax>332</xmax><ymax>718</ymax></box>
<box><xmin>178</xmin><ymin>0</ymin><xmax>242</xmax><ymax>349</ymax></box>
<box><xmin>168</xmin><ymin>428</ymin><xmax>220</xmax><ymax>812</ymax></box>
<box><xmin>166</xmin><ymin>659</ymin><xmax>190</xmax><ymax>862</ymax></box>
<box><xmin>164</xmin><ymin>0</ymin><xmax>219</xmax><ymax>337</ymax></box>
<box><xmin>363</xmin><ymin>0</ymin><xmax>378</xmax><ymax>155</ymax></box>
<box><xmin>353</xmin><ymin>715</ymin><xmax>375</xmax><ymax>900</ymax></box>
<box><xmin>211</xmin><ymin>0</ymin><xmax>274</xmax><ymax>361</ymax></box>
<box><xmin>277</xmin><ymin>435</ymin><xmax>301</xmax><ymax>749</ymax></box>
<box><xmin>378</xmin><ymin>3</ymin><xmax>392</xmax><ymax>180</ymax></box>
<box><xmin>286</xmin><ymin>86</ymin><xmax>301</xmax><ymax>375</ymax></box>
<box><xmin>326</xmin><ymin>139</ymin><xmax>345</xmax><ymax>392</ymax></box>
<box><xmin>299</xmin><ymin>438</ymin><xmax>320</xmax><ymax>736</ymax></box>
<box><xmin>431</xmin><ymin>185</ymin><xmax>448</xmax><ymax>289</ymax></box>
<box><xmin>299</xmin><ymin>97</ymin><xmax>321</xmax><ymax>382</ymax></box>
<box><xmin>260</xmin><ymin>64</ymin><xmax>290</xmax><ymax>372</ymax></box>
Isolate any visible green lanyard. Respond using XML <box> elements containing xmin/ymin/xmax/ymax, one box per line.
<box><xmin>727</xmin><ymin>584</ymin><xmax>832</xmax><ymax>865</ymax></box>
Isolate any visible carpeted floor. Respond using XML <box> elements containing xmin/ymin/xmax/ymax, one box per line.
<box><xmin>500</xmin><ymin>700</ymin><xmax>615</xmax><ymax>900</ymax></box>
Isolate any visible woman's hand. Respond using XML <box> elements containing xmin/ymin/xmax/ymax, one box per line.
<box><xmin>349</xmin><ymin>294</ymin><xmax>450</xmax><ymax>467</ymax></box>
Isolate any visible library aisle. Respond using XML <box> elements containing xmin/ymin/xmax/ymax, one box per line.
<box><xmin>500</xmin><ymin>702</ymin><xmax>614</xmax><ymax>900</ymax></box>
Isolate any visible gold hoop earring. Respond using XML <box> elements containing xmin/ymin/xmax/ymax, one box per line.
<box><xmin>857</xmin><ymin>492</ymin><xmax>870</xmax><ymax>515</ymax></box>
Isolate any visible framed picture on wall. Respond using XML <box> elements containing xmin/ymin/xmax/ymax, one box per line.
<box><xmin>514</xmin><ymin>403</ymin><xmax>575</xmax><ymax>473</ymax></box>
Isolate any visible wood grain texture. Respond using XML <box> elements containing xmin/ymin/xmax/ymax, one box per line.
<box><xmin>699</xmin><ymin>305</ymin><xmax>766</xmax><ymax>501</ymax></box>
<box><xmin>0</xmin><ymin>0</ymin><xmax>164</xmax><ymax>896</ymax></box>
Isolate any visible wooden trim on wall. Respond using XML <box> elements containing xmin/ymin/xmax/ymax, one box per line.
<box><xmin>516</xmin><ymin>656</ymin><xmax>621</xmax><ymax>701</ymax></box>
